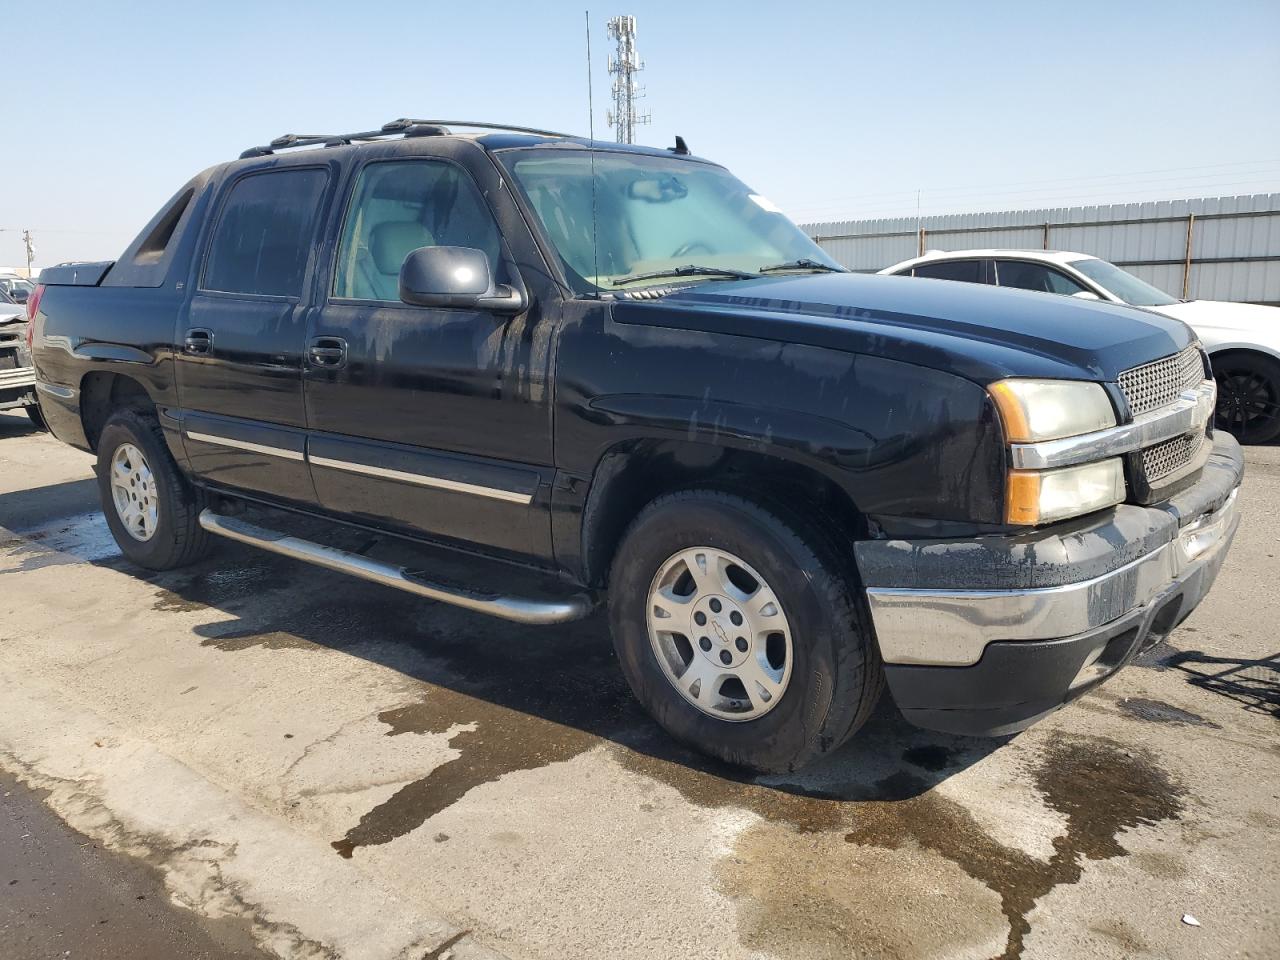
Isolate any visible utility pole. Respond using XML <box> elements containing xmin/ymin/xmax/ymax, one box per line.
<box><xmin>606</xmin><ymin>15</ymin><xmax>650</xmax><ymax>144</ymax></box>
<box><xmin>22</xmin><ymin>229</ymin><xmax>34</xmax><ymax>277</ymax></box>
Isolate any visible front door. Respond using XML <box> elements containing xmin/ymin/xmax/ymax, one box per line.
<box><xmin>177</xmin><ymin>165</ymin><xmax>331</xmax><ymax>503</ymax></box>
<box><xmin>303</xmin><ymin>154</ymin><xmax>556</xmax><ymax>560</ymax></box>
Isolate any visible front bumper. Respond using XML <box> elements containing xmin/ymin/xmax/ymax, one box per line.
<box><xmin>856</xmin><ymin>432</ymin><xmax>1243</xmax><ymax>735</ymax></box>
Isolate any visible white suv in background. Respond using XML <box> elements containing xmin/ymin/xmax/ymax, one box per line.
<box><xmin>880</xmin><ymin>249</ymin><xmax>1280</xmax><ymax>443</ymax></box>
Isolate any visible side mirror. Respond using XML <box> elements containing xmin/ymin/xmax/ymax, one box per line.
<box><xmin>10</xmin><ymin>289</ymin><xmax>28</xmax><ymax>304</ymax></box>
<box><xmin>398</xmin><ymin>246</ymin><xmax>526</xmax><ymax>313</ymax></box>
<box><xmin>1071</xmin><ymin>290</ymin><xmax>1100</xmax><ymax>301</ymax></box>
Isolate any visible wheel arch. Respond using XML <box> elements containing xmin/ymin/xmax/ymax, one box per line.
<box><xmin>579</xmin><ymin>438</ymin><xmax>866</xmax><ymax>589</ymax></box>
<box><xmin>78</xmin><ymin>370</ymin><xmax>158</xmax><ymax>452</ymax></box>
<box><xmin>1206</xmin><ymin>343</ymin><xmax>1280</xmax><ymax>367</ymax></box>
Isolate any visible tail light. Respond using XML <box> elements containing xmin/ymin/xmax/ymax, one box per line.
<box><xmin>25</xmin><ymin>283</ymin><xmax>44</xmax><ymax>350</ymax></box>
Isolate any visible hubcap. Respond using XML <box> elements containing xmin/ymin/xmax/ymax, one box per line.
<box><xmin>646</xmin><ymin>547</ymin><xmax>793</xmax><ymax>721</ymax></box>
<box><xmin>109</xmin><ymin>443</ymin><xmax>159</xmax><ymax>542</ymax></box>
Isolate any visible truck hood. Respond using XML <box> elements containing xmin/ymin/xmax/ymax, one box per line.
<box><xmin>614</xmin><ymin>272</ymin><xmax>1196</xmax><ymax>383</ymax></box>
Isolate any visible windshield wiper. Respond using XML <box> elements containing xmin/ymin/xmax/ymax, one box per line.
<box><xmin>757</xmin><ymin>258</ymin><xmax>847</xmax><ymax>274</ymax></box>
<box><xmin>612</xmin><ymin>264</ymin><xmax>760</xmax><ymax>286</ymax></box>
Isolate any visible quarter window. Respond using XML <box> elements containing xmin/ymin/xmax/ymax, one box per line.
<box><xmin>333</xmin><ymin>161</ymin><xmax>503</xmax><ymax>302</ymax></box>
<box><xmin>202</xmin><ymin>169</ymin><xmax>328</xmax><ymax>297</ymax></box>
<box><xmin>996</xmin><ymin>261</ymin><xmax>1088</xmax><ymax>295</ymax></box>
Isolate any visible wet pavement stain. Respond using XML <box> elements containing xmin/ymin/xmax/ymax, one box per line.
<box><xmin>152</xmin><ymin>559</ymin><xmax>293</xmax><ymax>613</ymax></box>
<box><xmin>1118</xmin><ymin>696</ymin><xmax>1219</xmax><ymax>728</ymax></box>
<box><xmin>902</xmin><ymin>743</ymin><xmax>951</xmax><ymax>771</ymax></box>
<box><xmin>842</xmin><ymin>735</ymin><xmax>1186</xmax><ymax>960</ymax></box>
<box><xmin>330</xmin><ymin>688</ymin><xmax>600</xmax><ymax>858</ymax></box>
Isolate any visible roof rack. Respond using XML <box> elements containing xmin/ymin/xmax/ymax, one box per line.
<box><xmin>239</xmin><ymin>119</ymin><xmax>576</xmax><ymax>160</ymax></box>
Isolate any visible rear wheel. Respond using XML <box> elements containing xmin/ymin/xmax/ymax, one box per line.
<box><xmin>1213</xmin><ymin>351</ymin><xmax>1280</xmax><ymax>444</ymax></box>
<box><xmin>608</xmin><ymin>490</ymin><xmax>883</xmax><ymax>772</ymax></box>
<box><xmin>96</xmin><ymin>409</ymin><xmax>213</xmax><ymax>569</ymax></box>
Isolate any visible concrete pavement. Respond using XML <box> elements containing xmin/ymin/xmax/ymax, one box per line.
<box><xmin>0</xmin><ymin>408</ymin><xmax>1276</xmax><ymax>960</ymax></box>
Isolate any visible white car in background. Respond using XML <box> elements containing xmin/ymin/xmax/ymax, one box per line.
<box><xmin>879</xmin><ymin>249</ymin><xmax>1280</xmax><ymax>443</ymax></box>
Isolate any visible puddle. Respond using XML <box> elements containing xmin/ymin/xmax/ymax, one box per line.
<box><xmin>1118</xmin><ymin>697</ymin><xmax>1218</xmax><ymax>728</ymax></box>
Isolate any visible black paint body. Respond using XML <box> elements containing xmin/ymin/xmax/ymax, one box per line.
<box><xmin>31</xmin><ymin>133</ymin><xmax>1198</xmax><ymax>591</ymax></box>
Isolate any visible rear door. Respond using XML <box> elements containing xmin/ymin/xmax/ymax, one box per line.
<box><xmin>302</xmin><ymin>150</ymin><xmax>556</xmax><ymax>561</ymax></box>
<box><xmin>176</xmin><ymin>165</ymin><xmax>331</xmax><ymax>503</ymax></box>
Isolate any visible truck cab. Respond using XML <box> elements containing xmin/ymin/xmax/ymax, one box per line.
<box><xmin>28</xmin><ymin>120</ymin><xmax>1243</xmax><ymax>772</ymax></box>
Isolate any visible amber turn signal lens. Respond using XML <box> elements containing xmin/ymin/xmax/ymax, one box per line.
<box><xmin>989</xmin><ymin>381</ymin><xmax>1034</xmax><ymax>444</ymax></box>
<box><xmin>1005</xmin><ymin>470</ymin><xmax>1043</xmax><ymax>525</ymax></box>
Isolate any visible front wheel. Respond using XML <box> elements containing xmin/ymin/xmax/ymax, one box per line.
<box><xmin>96</xmin><ymin>409</ymin><xmax>213</xmax><ymax>570</ymax></box>
<box><xmin>1213</xmin><ymin>351</ymin><xmax>1280</xmax><ymax>444</ymax></box>
<box><xmin>608</xmin><ymin>491</ymin><xmax>883</xmax><ymax>773</ymax></box>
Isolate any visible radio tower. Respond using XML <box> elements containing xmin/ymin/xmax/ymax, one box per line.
<box><xmin>606</xmin><ymin>15</ymin><xmax>650</xmax><ymax>144</ymax></box>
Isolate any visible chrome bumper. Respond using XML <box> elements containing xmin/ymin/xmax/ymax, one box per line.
<box><xmin>0</xmin><ymin>366</ymin><xmax>36</xmax><ymax>391</ymax></box>
<box><xmin>867</xmin><ymin>487</ymin><xmax>1239</xmax><ymax>667</ymax></box>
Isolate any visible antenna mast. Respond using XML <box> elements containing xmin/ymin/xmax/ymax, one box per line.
<box><xmin>606</xmin><ymin>15</ymin><xmax>650</xmax><ymax>144</ymax></box>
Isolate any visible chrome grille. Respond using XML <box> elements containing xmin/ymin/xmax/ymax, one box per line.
<box><xmin>1118</xmin><ymin>345</ymin><xmax>1204</xmax><ymax>417</ymax></box>
<box><xmin>1141</xmin><ymin>431</ymin><xmax>1205</xmax><ymax>483</ymax></box>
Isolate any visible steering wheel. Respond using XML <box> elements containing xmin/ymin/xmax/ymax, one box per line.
<box><xmin>671</xmin><ymin>241</ymin><xmax>714</xmax><ymax>258</ymax></box>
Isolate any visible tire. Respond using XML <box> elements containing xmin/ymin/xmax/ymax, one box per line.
<box><xmin>1213</xmin><ymin>351</ymin><xmax>1280</xmax><ymax>445</ymax></box>
<box><xmin>96</xmin><ymin>408</ymin><xmax>213</xmax><ymax>570</ymax></box>
<box><xmin>608</xmin><ymin>490</ymin><xmax>883</xmax><ymax>773</ymax></box>
<box><xmin>25</xmin><ymin>402</ymin><xmax>47</xmax><ymax>431</ymax></box>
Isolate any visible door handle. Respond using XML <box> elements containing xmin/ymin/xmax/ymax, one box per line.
<box><xmin>308</xmin><ymin>336</ymin><xmax>347</xmax><ymax>369</ymax></box>
<box><xmin>183</xmin><ymin>328</ymin><xmax>213</xmax><ymax>355</ymax></box>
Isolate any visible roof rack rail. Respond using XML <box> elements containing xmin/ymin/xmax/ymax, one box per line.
<box><xmin>382</xmin><ymin>118</ymin><xmax>575</xmax><ymax>138</ymax></box>
<box><xmin>239</xmin><ymin>119</ymin><xmax>575</xmax><ymax>160</ymax></box>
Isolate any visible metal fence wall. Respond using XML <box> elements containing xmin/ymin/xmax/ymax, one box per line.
<box><xmin>799</xmin><ymin>193</ymin><xmax>1280</xmax><ymax>305</ymax></box>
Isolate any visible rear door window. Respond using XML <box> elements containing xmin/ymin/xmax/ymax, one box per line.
<box><xmin>202</xmin><ymin>169</ymin><xmax>328</xmax><ymax>298</ymax></box>
<box><xmin>912</xmin><ymin>260</ymin><xmax>985</xmax><ymax>283</ymax></box>
<box><xmin>995</xmin><ymin>260</ymin><xmax>1088</xmax><ymax>295</ymax></box>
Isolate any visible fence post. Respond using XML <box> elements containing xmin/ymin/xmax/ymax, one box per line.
<box><xmin>1182</xmin><ymin>214</ymin><xmax>1195</xmax><ymax>300</ymax></box>
<box><xmin>918</xmin><ymin>227</ymin><xmax>926</xmax><ymax>256</ymax></box>
<box><xmin>1043</xmin><ymin>222</ymin><xmax>1050</xmax><ymax>250</ymax></box>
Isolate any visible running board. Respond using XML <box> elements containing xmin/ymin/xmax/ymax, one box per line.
<box><xmin>197</xmin><ymin>510</ymin><xmax>595</xmax><ymax>625</ymax></box>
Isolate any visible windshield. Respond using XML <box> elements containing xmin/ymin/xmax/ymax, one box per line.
<box><xmin>503</xmin><ymin>150</ymin><xmax>841</xmax><ymax>292</ymax></box>
<box><xmin>1070</xmin><ymin>258</ymin><xmax>1178</xmax><ymax>307</ymax></box>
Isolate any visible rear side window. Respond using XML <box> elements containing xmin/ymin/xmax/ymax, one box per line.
<box><xmin>202</xmin><ymin>169</ymin><xmax>328</xmax><ymax>297</ymax></box>
<box><xmin>996</xmin><ymin>261</ymin><xmax>1088</xmax><ymax>295</ymax></box>
<box><xmin>913</xmin><ymin>260</ymin><xmax>985</xmax><ymax>283</ymax></box>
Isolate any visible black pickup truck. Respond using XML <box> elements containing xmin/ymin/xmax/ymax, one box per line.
<box><xmin>29</xmin><ymin>119</ymin><xmax>1243</xmax><ymax>771</ymax></box>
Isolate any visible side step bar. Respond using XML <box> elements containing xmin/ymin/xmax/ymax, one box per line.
<box><xmin>197</xmin><ymin>510</ymin><xmax>595</xmax><ymax>625</ymax></box>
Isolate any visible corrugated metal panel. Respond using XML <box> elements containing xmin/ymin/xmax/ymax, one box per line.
<box><xmin>800</xmin><ymin>193</ymin><xmax>1280</xmax><ymax>303</ymax></box>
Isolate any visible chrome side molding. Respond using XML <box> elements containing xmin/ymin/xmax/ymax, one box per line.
<box><xmin>185</xmin><ymin>430</ymin><xmax>305</xmax><ymax>462</ymax></box>
<box><xmin>1010</xmin><ymin>379</ymin><xmax>1216</xmax><ymax>470</ymax></box>
<box><xmin>197</xmin><ymin>510</ymin><xmax>595</xmax><ymax>625</ymax></box>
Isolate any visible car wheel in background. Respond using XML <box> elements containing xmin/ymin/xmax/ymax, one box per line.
<box><xmin>25</xmin><ymin>403</ymin><xmax>47</xmax><ymax>431</ymax></box>
<box><xmin>95</xmin><ymin>409</ymin><xmax>213</xmax><ymax>569</ymax></box>
<box><xmin>608</xmin><ymin>490</ymin><xmax>883</xmax><ymax>773</ymax></box>
<box><xmin>1213</xmin><ymin>351</ymin><xmax>1280</xmax><ymax>445</ymax></box>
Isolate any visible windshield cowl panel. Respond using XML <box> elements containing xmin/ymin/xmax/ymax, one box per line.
<box><xmin>499</xmin><ymin>149</ymin><xmax>841</xmax><ymax>295</ymax></box>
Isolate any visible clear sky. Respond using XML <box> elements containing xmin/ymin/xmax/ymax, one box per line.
<box><xmin>3</xmin><ymin>0</ymin><xmax>1278</xmax><ymax>268</ymax></box>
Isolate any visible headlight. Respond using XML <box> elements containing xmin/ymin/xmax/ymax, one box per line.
<box><xmin>1006</xmin><ymin>459</ymin><xmax>1126</xmax><ymax>525</ymax></box>
<box><xmin>988</xmin><ymin>379</ymin><xmax>1116</xmax><ymax>442</ymax></box>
